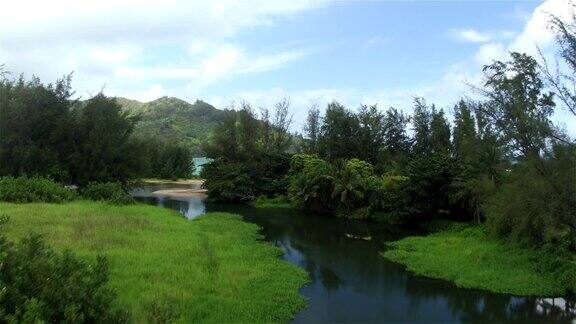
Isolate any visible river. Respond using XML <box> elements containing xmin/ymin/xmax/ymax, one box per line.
<box><xmin>133</xmin><ymin>182</ymin><xmax>576</xmax><ymax>323</ymax></box>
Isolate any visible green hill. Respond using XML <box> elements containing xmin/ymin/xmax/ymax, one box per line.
<box><xmin>116</xmin><ymin>96</ymin><xmax>226</xmax><ymax>155</ymax></box>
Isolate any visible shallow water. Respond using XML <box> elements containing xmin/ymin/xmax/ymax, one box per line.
<box><xmin>133</xmin><ymin>183</ymin><xmax>576</xmax><ymax>323</ymax></box>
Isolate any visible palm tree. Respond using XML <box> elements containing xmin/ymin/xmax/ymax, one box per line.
<box><xmin>332</xmin><ymin>163</ymin><xmax>367</xmax><ymax>217</ymax></box>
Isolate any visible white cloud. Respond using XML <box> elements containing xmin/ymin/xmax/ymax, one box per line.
<box><xmin>450</xmin><ymin>28</ymin><xmax>515</xmax><ymax>43</ymax></box>
<box><xmin>1</xmin><ymin>0</ymin><xmax>326</xmax><ymax>98</ymax></box>
<box><xmin>207</xmin><ymin>0</ymin><xmax>576</xmax><ymax>134</ymax></box>
<box><xmin>466</xmin><ymin>0</ymin><xmax>574</xmax><ymax>65</ymax></box>
<box><xmin>474</xmin><ymin>42</ymin><xmax>508</xmax><ymax>65</ymax></box>
<box><xmin>107</xmin><ymin>43</ymin><xmax>309</xmax><ymax>91</ymax></box>
<box><xmin>452</xmin><ymin>29</ymin><xmax>493</xmax><ymax>43</ymax></box>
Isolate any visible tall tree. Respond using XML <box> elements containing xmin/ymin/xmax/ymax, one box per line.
<box><xmin>383</xmin><ymin>107</ymin><xmax>410</xmax><ymax>154</ymax></box>
<box><xmin>380</xmin><ymin>107</ymin><xmax>410</xmax><ymax>169</ymax></box>
<box><xmin>481</xmin><ymin>52</ymin><xmax>555</xmax><ymax>158</ymax></box>
<box><xmin>319</xmin><ymin>101</ymin><xmax>360</xmax><ymax>161</ymax></box>
<box><xmin>202</xmin><ymin>109</ymin><xmax>238</xmax><ymax>161</ymax></box>
<box><xmin>411</xmin><ymin>97</ymin><xmax>432</xmax><ymax>155</ymax></box>
<box><xmin>429</xmin><ymin>107</ymin><xmax>451</xmax><ymax>154</ymax></box>
<box><xmin>452</xmin><ymin>100</ymin><xmax>477</xmax><ymax>163</ymax></box>
<box><xmin>236</xmin><ymin>102</ymin><xmax>260</xmax><ymax>158</ymax></box>
<box><xmin>356</xmin><ymin>104</ymin><xmax>385</xmax><ymax>164</ymax></box>
<box><xmin>271</xmin><ymin>98</ymin><xmax>293</xmax><ymax>152</ymax></box>
<box><xmin>303</xmin><ymin>105</ymin><xmax>321</xmax><ymax>154</ymax></box>
<box><xmin>71</xmin><ymin>93</ymin><xmax>140</xmax><ymax>185</ymax></box>
<box><xmin>542</xmin><ymin>7</ymin><xmax>576</xmax><ymax>119</ymax></box>
<box><xmin>0</xmin><ymin>74</ymin><xmax>75</xmax><ymax>181</ymax></box>
<box><xmin>259</xmin><ymin>106</ymin><xmax>272</xmax><ymax>152</ymax></box>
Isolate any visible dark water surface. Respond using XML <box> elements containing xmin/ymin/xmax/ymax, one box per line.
<box><xmin>133</xmin><ymin>183</ymin><xmax>576</xmax><ymax>323</ymax></box>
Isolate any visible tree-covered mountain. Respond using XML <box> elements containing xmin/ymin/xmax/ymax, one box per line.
<box><xmin>116</xmin><ymin>96</ymin><xmax>226</xmax><ymax>155</ymax></box>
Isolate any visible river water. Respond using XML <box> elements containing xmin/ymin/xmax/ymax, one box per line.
<box><xmin>133</xmin><ymin>183</ymin><xmax>576</xmax><ymax>323</ymax></box>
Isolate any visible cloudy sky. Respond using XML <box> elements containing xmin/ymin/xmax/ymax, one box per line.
<box><xmin>1</xmin><ymin>0</ymin><xmax>574</xmax><ymax>131</ymax></box>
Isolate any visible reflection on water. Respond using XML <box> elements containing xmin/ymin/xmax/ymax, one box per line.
<box><xmin>132</xmin><ymin>183</ymin><xmax>205</xmax><ymax>219</ymax></box>
<box><xmin>133</xmin><ymin>183</ymin><xmax>576</xmax><ymax>323</ymax></box>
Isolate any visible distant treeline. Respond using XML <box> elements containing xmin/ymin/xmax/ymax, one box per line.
<box><xmin>0</xmin><ymin>75</ymin><xmax>193</xmax><ymax>185</ymax></box>
<box><xmin>202</xmin><ymin>20</ymin><xmax>576</xmax><ymax>255</ymax></box>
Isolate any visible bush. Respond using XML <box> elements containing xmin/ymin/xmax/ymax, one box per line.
<box><xmin>373</xmin><ymin>175</ymin><xmax>411</xmax><ymax>223</ymax></box>
<box><xmin>0</xmin><ymin>176</ymin><xmax>76</xmax><ymax>203</ymax></box>
<box><xmin>0</xmin><ymin>229</ymin><xmax>128</xmax><ymax>322</ymax></box>
<box><xmin>288</xmin><ymin>154</ymin><xmax>334</xmax><ymax>213</ymax></box>
<box><xmin>81</xmin><ymin>182</ymin><xmax>134</xmax><ymax>205</ymax></box>
<box><xmin>532</xmin><ymin>243</ymin><xmax>576</xmax><ymax>295</ymax></box>
<box><xmin>253</xmin><ymin>195</ymin><xmax>292</xmax><ymax>208</ymax></box>
<box><xmin>485</xmin><ymin>147</ymin><xmax>576</xmax><ymax>250</ymax></box>
<box><xmin>404</xmin><ymin>154</ymin><xmax>461</xmax><ymax>221</ymax></box>
<box><xmin>201</xmin><ymin>153</ymin><xmax>291</xmax><ymax>203</ymax></box>
<box><xmin>201</xmin><ymin>161</ymin><xmax>256</xmax><ymax>202</ymax></box>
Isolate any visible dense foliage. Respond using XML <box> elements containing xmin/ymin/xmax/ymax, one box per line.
<box><xmin>0</xmin><ymin>220</ymin><xmax>125</xmax><ymax>322</ymax></box>
<box><xmin>0</xmin><ymin>76</ymin><xmax>193</xmax><ymax>186</ymax></box>
<box><xmin>201</xmin><ymin>103</ymin><xmax>293</xmax><ymax>202</ymax></box>
<box><xmin>80</xmin><ymin>182</ymin><xmax>134</xmax><ymax>205</ymax></box>
<box><xmin>135</xmin><ymin>136</ymin><xmax>193</xmax><ymax>180</ymax></box>
<box><xmin>200</xmin><ymin>13</ymin><xmax>576</xmax><ymax>259</ymax></box>
<box><xmin>0</xmin><ymin>176</ymin><xmax>76</xmax><ymax>203</ymax></box>
<box><xmin>118</xmin><ymin>97</ymin><xmax>225</xmax><ymax>156</ymax></box>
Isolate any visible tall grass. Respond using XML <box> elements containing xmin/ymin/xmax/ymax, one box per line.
<box><xmin>1</xmin><ymin>202</ymin><xmax>308</xmax><ymax>322</ymax></box>
<box><xmin>383</xmin><ymin>226</ymin><xmax>569</xmax><ymax>296</ymax></box>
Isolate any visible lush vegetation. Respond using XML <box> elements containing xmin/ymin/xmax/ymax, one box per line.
<box><xmin>199</xmin><ymin>11</ymin><xmax>576</xmax><ymax>295</ymax></box>
<box><xmin>202</xmin><ymin>31</ymin><xmax>576</xmax><ymax>250</ymax></box>
<box><xmin>383</xmin><ymin>225</ymin><xmax>575</xmax><ymax>296</ymax></box>
<box><xmin>0</xmin><ymin>176</ymin><xmax>76</xmax><ymax>203</ymax></box>
<box><xmin>117</xmin><ymin>96</ymin><xmax>225</xmax><ymax>156</ymax></box>
<box><xmin>201</xmin><ymin>101</ymin><xmax>294</xmax><ymax>202</ymax></box>
<box><xmin>80</xmin><ymin>182</ymin><xmax>134</xmax><ymax>205</ymax></box>
<box><xmin>1</xmin><ymin>202</ymin><xmax>308</xmax><ymax>322</ymax></box>
<box><xmin>0</xmin><ymin>79</ymin><xmax>193</xmax><ymax>186</ymax></box>
<box><xmin>0</xmin><ymin>218</ymin><xmax>127</xmax><ymax>322</ymax></box>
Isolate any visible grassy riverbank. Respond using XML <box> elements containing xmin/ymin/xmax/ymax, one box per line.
<box><xmin>383</xmin><ymin>225</ymin><xmax>569</xmax><ymax>296</ymax></box>
<box><xmin>252</xmin><ymin>196</ymin><xmax>293</xmax><ymax>209</ymax></box>
<box><xmin>1</xmin><ymin>201</ymin><xmax>308</xmax><ymax>322</ymax></box>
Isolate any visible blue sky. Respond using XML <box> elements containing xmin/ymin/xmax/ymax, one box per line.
<box><xmin>2</xmin><ymin>0</ymin><xmax>573</xmax><ymax>132</ymax></box>
<box><xmin>205</xmin><ymin>1</ymin><xmax>535</xmax><ymax>95</ymax></box>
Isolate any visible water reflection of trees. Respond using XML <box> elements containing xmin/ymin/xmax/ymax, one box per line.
<box><xmin>403</xmin><ymin>273</ymin><xmax>576</xmax><ymax>322</ymax></box>
<box><xmin>206</xmin><ymin>204</ymin><xmax>576</xmax><ymax>323</ymax></box>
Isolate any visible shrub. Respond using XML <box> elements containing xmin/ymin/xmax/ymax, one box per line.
<box><xmin>404</xmin><ymin>154</ymin><xmax>461</xmax><ymax>221</ymax></box>
<box><xmin>0</xmin><ymin>230</ymin><xmax>128</xmax><ymax>322</ymax></box>
<box><xmin>332</xmin><ymin>159</ymin><xmax>378</xmax><ymax>219</ymax></box>
<box><xmin>253</xmin><ymin>195</ymin><xmax>292</xmax><ymax>208</ymax></box>
<box><xmin>0</xmin><ymin>176</ymin><xmax>76</xmax><ymax>203</ymax></box>
<box><xmin>201</xmin><ymin>161</ymin><xmax>256</xmax><ymax>202</ymax></box>
<box><xmin>485</xmin><ymin>147</ymin><xmax>576</xmax><ymax>250</ymax></box>
<box><xmin>373</xmin><ymin>175</ymin><xmax>411</xmax><ymax>223</ymax></box>
<box><xmin>81</xmin><ymin>181</ymin><xmax>134</xmax><ymax>205</ymax></box>
<box><xmin>532</xmin><ymin>243</ymin><xmax>576</xmax><ymax>295</ymax></box>
<box><xmin>201</xmin><ymin>153</ymin><xmax>291</xmax><ymax>203</ymax></box>
<box><xmin>288</xmin><ymin>154</ymin><xmax>334</xmax><ymax>213</ymax></box>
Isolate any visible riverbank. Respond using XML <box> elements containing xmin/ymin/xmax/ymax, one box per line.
<box><xmin>142</xmin><ymin>178</ymin><xmax>204</xmax><ymax>186</ymax></box>
<box><xmin>151</xmin><ymin>188</ymin><xmax>208</xmax><ymax>196</ymax></box>
<box><xmin>0</xmin><ymin>201</ymin><xmax>308</xmax><ymax>322</ymax></box>
<box><xmin>252</xmin><ymin>196</ymin><xmax>292</xmax><ymax>209</ymax></box>
<box><xmin>382</xmin><ymin>225</ymin><xmax>572</xmax><ymax>296</ymax></box>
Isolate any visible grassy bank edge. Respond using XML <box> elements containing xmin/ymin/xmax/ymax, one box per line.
<box><xmin>252</xmin><ymin>196</ymin><xmax>293</xmax><ymax>209</ymax></box>
<box><xmin>381</xmin><ymin>225</ymin><xmax>568</xmax><ymax>297</ymax></box>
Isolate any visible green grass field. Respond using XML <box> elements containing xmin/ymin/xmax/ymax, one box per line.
<box><xmin>382</xmin><ymin>226</ymin><xmax>564</xmax><ymax>296</ymax></box>
<box><xmin>0</xmin><ymin>201</ymin><xmax>308</xmax><ymax>323</ymax></box>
